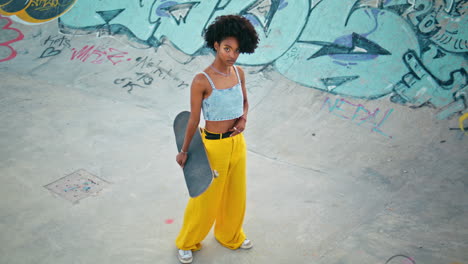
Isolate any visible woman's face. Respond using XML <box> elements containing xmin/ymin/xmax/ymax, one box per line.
<box><xmin>214</xmin><ymin>37</ymin><xmax>240</xmax><ymax>66</ymax></box>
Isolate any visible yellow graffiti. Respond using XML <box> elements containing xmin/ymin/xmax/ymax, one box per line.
<box><xmin>0</xmin><ymin>0</ymin><xmax>76</xmax><ymax>23</ymax></box>
<box><xmin>460</xmin><ymin>113</ymin><xmax>468</xmax><ymax>136</ymax></box>
<box><xmin>31</xmin><ymin>0</ymin><xmax>60</xmax><ymax>9</ymax></box>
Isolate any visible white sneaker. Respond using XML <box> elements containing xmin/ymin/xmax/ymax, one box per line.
<box><xmin>177</xmin><ymin>249</ymin><xmax>193</xmax><ymax>263</ymax></box>
<box><xmin>240</xmin><ymin>239</ymin><xmax>253</xmax><ymax>249</ymax></box>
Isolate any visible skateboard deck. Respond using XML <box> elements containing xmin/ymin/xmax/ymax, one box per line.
<box><xmin>173</xmin><ymin>111</ymin><xmax>215</xmax><ymax>197</ymax></box>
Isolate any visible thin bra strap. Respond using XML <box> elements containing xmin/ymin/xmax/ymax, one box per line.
<box><xmin>201</xmin><ymin>72</ymin><xmax>216</xmax><ymax>90</ymax></box>
<box><xmin>233</xmin><ymin>66</ymin><xmax>241</xmax><ymax>84</ymax></box>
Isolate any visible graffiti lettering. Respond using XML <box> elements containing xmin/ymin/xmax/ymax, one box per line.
<box><xmin>70</xmin><ymin>46</ymin><xmax>131</xmax><ymax>65</ymax></box>
<box><xmin>135</xmin><ymin>56</ymin><xmax>189</xmax><ymax>88</ymax></box>
<box><xmin>0</xmin><ymin>0</ymin><xmax>77</xmax><ymax>23</ymax></box>
<box><xmin>107</xmin><ymin>48</ymin><xmax>131</xmax><ymax>65</ymax></box>
<box><xmin>43</xmin><ymin>35</ymin><xmax>71</xmax><ymax>48</ymax></box>
<box><xmin>31</xmin><ymin>0</ymin><xmax>60</xmax><ymax>8</ymax></box>
<box><xmin>114</xmin><ymin>56</ymin><xmax>189</xmax><ymax>93</ymax></box>
<box><xmin>135</xmin><ymin>56</ymin><xmax>162</xmax><ymax>70</ymax></box>
<box><xmin>39</xmin><ymin>35</ymin><xmax>71</xmax><ymax>58</ymax></box>
<box><xmin>135</xmin><ymin>72</ymin><xmax>154</xmax><ymax>85</ymax></box>
<box><xmin>0</xmin><ymin>15</ymin><xmax>24</xmax><ymax>62</ymax></box>
<box><xmin>114</xmin><ymin>71</ymin><xmax>158</xmax><ymax>93</ymax></box>
<box><xmin>321</xmin><ymin>97</ymin><xmax>394</xmax><ymax>138</ymax></box>
<box><xmin>114</xmin><ymin>77</ymin><xmax>145</xmax><ymax>93</ymax></box>
<box><xmin>114</xmin><ymin>71</ymin><xmax>188</xmax><ymax>93</ymax></box>
<box><xmin>70</xmin><ymin>45</ymin><xmax>94</xmax><ymax>62</ymax></box>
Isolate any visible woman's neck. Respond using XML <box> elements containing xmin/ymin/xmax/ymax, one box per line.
<box><xmin>211</xmin><ymin>60</ymin><xmax>231</xmax><ymax>73</ymax></box>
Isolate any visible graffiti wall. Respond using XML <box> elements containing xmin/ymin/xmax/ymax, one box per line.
<box><xmin>1</xmin><ymin>0</ymin><xmax>467</xmax><ymax>122</ymax></box>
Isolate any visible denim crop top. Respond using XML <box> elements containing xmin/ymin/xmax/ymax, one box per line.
<box><xmin>201</xmin><ymin>66</ymin><xmax>244</xmax><ymax>121</ymax></box>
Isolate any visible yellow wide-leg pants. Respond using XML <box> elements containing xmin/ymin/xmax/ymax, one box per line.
<box><xmin>175</xmin><ymin>129</ymin><xmax>247</xmax><ymax>251</ymax></box>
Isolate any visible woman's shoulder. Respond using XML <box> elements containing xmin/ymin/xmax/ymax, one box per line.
<box><xmin>191</xmin><ymin>72</ymin><xmax>211</xmax><ymax>89</ymax></box>
<box><xmin>193</xmin><ymin>72</ymin><xmax>209</xmax><ymax>83</ymax></box>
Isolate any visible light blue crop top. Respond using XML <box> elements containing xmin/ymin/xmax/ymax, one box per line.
<box><xmin>201</xmin><ymin>66</ymin><xmax>244</xmax><ymax>121</ymax></box>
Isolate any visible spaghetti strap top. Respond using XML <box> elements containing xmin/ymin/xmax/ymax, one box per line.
<box><xmin>200</xmin><ymin>66</ymin><xmax>244</xmax><ymax>121</ymax></box>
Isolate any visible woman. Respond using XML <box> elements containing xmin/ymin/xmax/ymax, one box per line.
<box><xmin>175</xmin><ymin>15</ymin><xmax>259</xmax><ymax>263</ymax></box>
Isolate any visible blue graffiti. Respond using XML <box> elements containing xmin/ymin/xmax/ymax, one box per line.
<box><xmin>275</xmin><ymin>0</ymin><xmax>420</xmax><ymax>98</ymax></box>
<box><xmin>57</xmin><ymin>0</ymin><xmax>467</xmax><ymax>119</ymax></box>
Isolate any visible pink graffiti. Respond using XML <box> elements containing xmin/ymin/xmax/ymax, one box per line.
<box><xmin>0</xmin><ymin>15</ymin><xmax>25</xmax><ymax>62</ymax></box>
<box><xmin>70</xmin><ymin>45</ymin><xmax>131</xmax><ymax>65</ymax></box>
<box><xmin>321</xmin><ymin>96</ymin><xmax>394</xmax><ymax>138</ymax></box>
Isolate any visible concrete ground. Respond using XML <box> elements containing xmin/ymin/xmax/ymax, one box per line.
<box><xmin>1</xmin><ymin>22</ymin><xmax>467</xmax><ymax>264</ymax></box>
<box><xmin>1</xmin><ymin>72</ymin><xmax>467</xmax><ymax>264</ymax></box>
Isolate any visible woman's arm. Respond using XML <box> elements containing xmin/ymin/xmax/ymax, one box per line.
<box><xmin>176</xmin><ymin>74</ymin><xmax>206</xmax><ymax>167</ymax></box>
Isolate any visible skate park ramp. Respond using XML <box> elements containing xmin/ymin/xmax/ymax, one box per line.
<box><xmin>0</xmin><ymin>1</ymin><xmax>467</xmax><ymax>264</ymax></box>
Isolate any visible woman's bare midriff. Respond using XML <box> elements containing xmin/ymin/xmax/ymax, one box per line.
<box><xmin>205</xmin><ymin>119</ymin><xmax>237</xmax><ymax>133</ymax></box>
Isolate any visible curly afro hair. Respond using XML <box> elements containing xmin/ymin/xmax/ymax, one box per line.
<box><xmin>204</xmin><ymin>15</ymin><xmax>259</xmax><ymax>54</ymax></box>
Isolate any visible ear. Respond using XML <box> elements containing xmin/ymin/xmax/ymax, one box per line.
<box><xmin>214</xmin><ymin>41</ymin><xmax>219</xmax><ymax>52</ymax></box>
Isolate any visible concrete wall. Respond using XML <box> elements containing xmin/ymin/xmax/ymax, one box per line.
<box><xmin>1</xmin><ymin>1</ymin><xmax>467</xmax><ymax>161</ymax></box>
<box><xmin>1</xmin><ymin>0</ymin><xmax>467</xmax><ymax>121</ymax></box>
<box><xmin>1</xmin><ymin>0</ymin><xmax>467</xmax><ymax>180</ymax></box>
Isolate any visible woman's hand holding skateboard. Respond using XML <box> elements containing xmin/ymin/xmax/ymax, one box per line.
<box><xmin>176</xmin><ymin>151</ymin><xmax>188</xmax><ymax>168</ymax></box>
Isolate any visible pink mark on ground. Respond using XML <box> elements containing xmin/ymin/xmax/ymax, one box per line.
<box><xmin>127</xmin><ymin>58</ymin><xmax>132</xmax><ymax>61</ymax></box>
<box><xmin>165</xmin><ymin>219</ymin><xmax>174</xmax><ymax>224</ymax></box>
<box><xmin>0</xmin><ymin>15</ymin><xmax>25</xmax><ymax>62</ymax></box>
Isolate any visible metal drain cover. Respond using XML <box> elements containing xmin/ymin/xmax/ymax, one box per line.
<box><xmin>44</xmin><ymin>169</ymin><xmax>110</xmax><ymax>204</ymax></box>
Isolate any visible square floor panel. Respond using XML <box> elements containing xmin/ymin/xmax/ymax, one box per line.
<box><xmin>44</xmin><ymin>169</ymin><xmax>110</xmax><ymax>204</ymax></box>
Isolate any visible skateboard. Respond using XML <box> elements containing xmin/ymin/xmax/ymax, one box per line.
<box><xmin>173</xmin><ymin>111</ymin><xmax>216</xmax><ymax>197</ymax></box>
